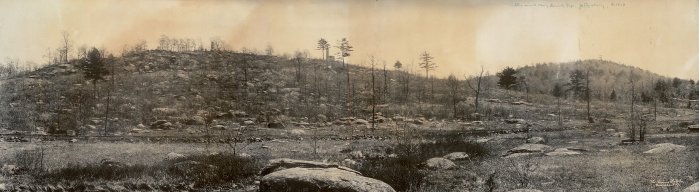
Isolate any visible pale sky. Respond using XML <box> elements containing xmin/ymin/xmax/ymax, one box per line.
<box><xmin>0</xmin><ymin>0</ymin><xmax>698</xmax><ymax>79</ymax></box>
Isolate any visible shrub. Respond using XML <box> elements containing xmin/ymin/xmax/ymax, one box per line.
<box><xmin>41</xmin><ymin>153</ymin><xmax>265</xmax><ymax>186</ymax></box>
<box><xmin>357</xmin><ymin>135</ymin><xmax>489</xmax><ymax>191</ymax></box>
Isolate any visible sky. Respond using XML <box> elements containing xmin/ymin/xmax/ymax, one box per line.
<box><xmin>0</xmin><ymin>0</ymin><xmax>698</xmax><ymax>79</ymax></box>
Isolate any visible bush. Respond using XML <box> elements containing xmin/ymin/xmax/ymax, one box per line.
<box><xmin>42</xmin><ymin>153</ymin><xmax>265</xmax><ymax>186</ymax></box>
<box><xmin>357</xmin><ymin>135</ymin><xmax>489</xmax><ymax>191</ymax></box>
<box><xmin>166</xmin><ymin>153</ymin><xmax>264</xmax><ymax>185</ymax></box>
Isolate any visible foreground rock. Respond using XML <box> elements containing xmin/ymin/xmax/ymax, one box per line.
<box><xmin>443</xmin><ymin>152</ymin><xmax>469</xmax><ymax>161</ymax></box>
<box><xmin>643</xmin><ymin>143</ymin><xmax>687</xmax><ymax>154</ymax></box>
<box><xmin>259</xmin><ymin>159</ymin><xmax>395</xmax><ymax>192</ymax></box>
<box><xmin>684</xmin><ymin>181</ymin><xmax>699</xmax><ymax>192</ymax></box>
<box><xmin>423</xmin><ymin>158</ymin><xmax>456</xmax><ymax>170</ymax></box>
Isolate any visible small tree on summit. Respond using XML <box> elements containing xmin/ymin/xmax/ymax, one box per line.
<box><xmin>80</xmin><ymin>48</ymin><xmax>109</xmax><ymax>97</ymax></box>
<box><xmin>497</xmin><ymin>67</ymin><xmax>517</xmax><ymax>89</ymax></box>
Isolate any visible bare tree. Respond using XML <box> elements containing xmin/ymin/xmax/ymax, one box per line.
<box><xmin>59</xmin><ymin>31</ymin><xmax>73</xmax><ymax>63</ymax></box>
<box><xmin>370</xmin><ymin>56</ymin><xmax>377</xmax><ymax>129</ymax></box>
<box><xmin>294</xmin><ymin>51</ymin><xmax>305</xmax><ymax>86</ymax></box>
<box><xmin>467</xmin><ymin>66</ymin><xmax>484</xmax><ymax>113</ymax></box>
<box><xmin>265</xmin><ymin>44</ymin><xmax>275</xmax><ymax>56</ymax></box>
<box><xmin>419</xmin><ymin>51</ymin><xmax>437</xmax><ymax>99</ymax></box>
<box><xmin>447</xmin><ymin>74</ymin><xmax>460</xmax><ymax>118</ymax></box>
<box><xmin>336</xmin><ymin>38</ymin><xmax>354</xmax><ymax>114</ymax></box>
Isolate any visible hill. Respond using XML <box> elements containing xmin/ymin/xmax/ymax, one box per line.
<box><xmin>0</xmin><ymin>51</ymin><xmax>696</xmax><ymax>135</ymax></box>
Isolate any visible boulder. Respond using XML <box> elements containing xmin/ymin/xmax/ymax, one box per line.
<box><xmin>260</xmin><ymin>167</ymin><xmax>395</xmax><ymax>192</ymax></box>
<box><xmin>443</xmin><ymin>152</ymin><xmax>469</xmax><ymax>161</ymax></box>
<box><xmin>267</xmin><ymin>122</ymin><xmax>285</xmax><ymax>129</ymax></box>
<box><xmin>411</xmin><ymin>118</ymin><xmax>425</xmax><ymax>125</ymax></box>
<box><xmin>188</xmin><ymin>116</ymin><xmax>206</xmax><ymax>125</ymax></box>
<box><xmin>505</xmin><ymin>119</ymin><xmax>526</xmax><ymax>124</ymax></box>
<box><xmin>545</xmin><ymin>148</ymin><xmax>582</xmax><ymax>156</ymax></box>
<box><xmin>243</xmin><ymin>120</ymin><xmax>255</xmax><ymax>125</ymax></box>
<box><xmin>290</xmin><ymin>129</ymin><xmax>306</xmax><ymax>135</ymax></box>
<box><xmin>150</xmin><ymin>120</ymin><xmax>175</xmax><ymax>130</ymax></box>
<box><xmin>166</xmin><ymin>152</ymin><xmax>185</xmax><ymax>160</ymax></box>
<box><xmin>508</xmin><ymin>189</ymin><xmax>543</xmax><ymax>192</ymax></box>
<box><xmin>468</xmin><ymin>113</ymin><xmax>483</xmax><ymax>121</ymax></box>
<box><xmin>423</xmin><ymin>158</ymin><xmax>456</xmax><ymax>170</ymax></box>
<box><xmin>689</xmin><ymin>124</ymin><xmax>699</xmax><ymax>132</ymax></box>
<box><xmin>260</xmin><ymin>158</ymin><xmax>358</xmax><ymax>176</ymax></box>
<box><xmin>643</xmin><ymin>143</ymin><xmax>687</xmax><ymax>154</ymax></box>
<box><xmin>349</xmin><ymin>151</ymin><xmax>364</xmax><ymax>159</ymax></box>
<box><xmin>526</xmin><ymin>137</ymin><xmax>546</xmax><ymax>144</ymax></box>
<box><xmin>507</xmin><ymin>144</ymin><xmax>553</xmax><ymax>154</ymax></box>
<box><xmin>683</xmin><ymin>181</ymin><xmax>699</xmax><ymax>192</ymax></box>
<box><xmin>354</xmin><ymin>119</ymin><xmax>369</xmax><ymax>125</ymax></box>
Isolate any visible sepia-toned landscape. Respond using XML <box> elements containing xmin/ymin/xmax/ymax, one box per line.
<box><xmin>0</xmin><ymin>0</ymin><xmax>698</xmax><ymax>191</ymax></box>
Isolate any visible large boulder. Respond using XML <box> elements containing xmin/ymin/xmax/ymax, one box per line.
<box><xmin>423</xmin><ymin>158</ymin><xmax>456</xmax><ymax>170</ymax></box>
<box><xmin>260</xmin><ymin>167</ymin><xmax>395</xmax><ymax>192</ymax></box>
<box><xmin>259</xmin><ymin>159</ymin><xmax>395</xmax><ymax>192</ymax></box>
<box><xmin>260</xmin><ymin>158</ymin><xmax>358</xmax><ymax>176</ymax></box>
<box><xmin>683</xmin><ymin>181</ymin><xmax>699</xmax><ymax>192</ymax></box>
<box><xmin>643</xmin><ymin>143</ymin><xmax>687</xmax><ymax>154</ymax></box>
<box><xmin>443</xmin><ymin>152</ymin><xmax>469</xmax><ymax>161</ymax></box>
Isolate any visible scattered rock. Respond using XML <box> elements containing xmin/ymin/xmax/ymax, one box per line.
<box><xmin>423</xmin><ymin>158</ymin><xmax>456</xmax><ymax>170</ymax></box>
<box><xmin>508</xmin><ymin>189</ymin><xmax>543</xmax><ymax>192</ymax></box>
<box><xmin>468</xmin><ymin>113</ymin><xmax>483</xmax><ymax>121</ymax></box>
<box><xmin>643</xmin><ymin>143</ymin><xmax>687</xmax><ymax>154</ymax></box>
<box><xmin>526</xmin><ymin>137</ymin><xmax>546</xmax><ymax>144</ymax></box>
<box><xmin>505</xmin><ymin>119</ymin><xmax>526</xmax><ymax>124</ymax></box>
<box><xmin>545</xmin><ymin>148</ymin><xmax>582</xmax><ymax>156</ymax></box>
<box><xmin>600</xmin><ymin>118</ymin><xmax>612</xmax><ymax>123</ymax></box>
<box><xmin>506</xmin><ymin>144</ymin><xmax>553</xmax><ymax>156</ymax></box>
<box><xmin>349</xmin><ymin>151</ymin><xmax>364</xmax><ymax>159</ymax></box>
<box><xmin>267</xmin><ymin>122</ymin><xmax>285</xmax><ymax>129</ymax></box>
<box><xmin>689</xmin><ymin>124</ymin><xmax>699</xmax><ymax>132</ymax></box>
<box><xmin>411</xmin><ymin>118</ymin><xmax>425</xmax><ymax>125</ymax></box>
<box><xmin>150</xmin><ymin>120</ymin><xmax>175</xmax><ymax>130</ymax></box>
<box><xmin>341</xmin><ymin>159</ymin><xmax>358</xmax><ymax>167</ymax></box>
<box><xmin>243</xmin><ymin>120</ymin><xmax>255</xmax><ymax>125</ymax></box>
<box><xmin>290</xmin><ymin>129</ymin><xmax>306</xmax><ymax>135</ymax></box>
<box><xmin>443</xmin><ymin>152</ymin><xmax>469</xmax><ymax>161</ymax></box>
<box><xmin>354</xmin><ymin>119</ymin><xmax>369</xmax><ymax>125</ymax></box>
<box><xmin>166</xmin><ymin>152</ymin><xmax>185</xmax><ymax>160</ymax></box>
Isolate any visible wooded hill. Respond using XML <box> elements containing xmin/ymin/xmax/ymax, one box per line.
<box><xmin>0</xmin><ymin>49</ymin><xmax>696</xmax><ymax>135</ymax></box>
